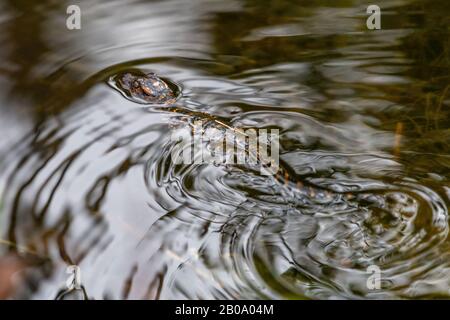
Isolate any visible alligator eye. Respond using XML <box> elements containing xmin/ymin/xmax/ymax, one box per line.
<box><xmin>151</xmin><ymin>80</ymin><xmax>159</xmax><ymax>86</ymax></box>
<box><xmin>142</xmin><ymin>85</ymin><xmax>154</xmax><ymax>96</ymax></box>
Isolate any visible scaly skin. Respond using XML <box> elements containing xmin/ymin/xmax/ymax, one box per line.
<box><xmin>116</xmin><ymin>71</ymin><xmax>354</xmax><ymax>202</ymax></box>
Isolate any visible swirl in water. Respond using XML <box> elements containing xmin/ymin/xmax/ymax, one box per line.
<box><xmin>0</xmin><ymin>65</ymin><xmax>448</xmax><ymax>299</ymax></box>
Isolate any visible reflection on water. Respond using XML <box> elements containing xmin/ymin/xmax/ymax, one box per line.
<box><xmin>0</xmin><ymin>0</ymin><xmax>449</xmax><ymax>299</ymax></box>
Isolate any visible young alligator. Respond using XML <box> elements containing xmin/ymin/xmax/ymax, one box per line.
<box><xmin>110</xmin><ymin>71</ymin><xmax>360</xmax><ymax>204</ymax></box>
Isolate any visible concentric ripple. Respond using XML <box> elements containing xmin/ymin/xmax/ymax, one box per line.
<box><xmin>0</xmin><ymin>55</ymin><xmax>448</xmax><ymax>299</ymax></box>
<box><xmin>1</xmin><ymin>0</ymin><xmax>450</xmax><ymax>298</ymax></box>
<box><xmin>0</xmin><ymin>57</ymin><xmax>448</xmax><ymax>299</ymax></box>
<box><xmin>162</xmin><ymin>140</ymin><xmax>449</xmax><ymax>299</ymax></box>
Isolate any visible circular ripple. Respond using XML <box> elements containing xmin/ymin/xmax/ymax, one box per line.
<box><xmin>1</xmin><ymin>62</ymin><xmax>448</xmax><ymax>300</ymax></box>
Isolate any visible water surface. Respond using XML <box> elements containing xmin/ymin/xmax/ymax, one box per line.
<box><xmin>0</xmin><ymin>0</ymin><xmax>449</xmax><ymax>299</ymax></box>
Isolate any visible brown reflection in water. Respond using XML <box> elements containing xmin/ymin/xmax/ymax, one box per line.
<box><xmin>0</xmin><ymin>0</ymin><xmax>448</xmax><ymax>299</ymax></box>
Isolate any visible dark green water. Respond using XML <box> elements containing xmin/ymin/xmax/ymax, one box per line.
<box><xmin>0</xmin><ymin>0</ymin><xmax>449</xmax><ymax>299</ymax></box>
